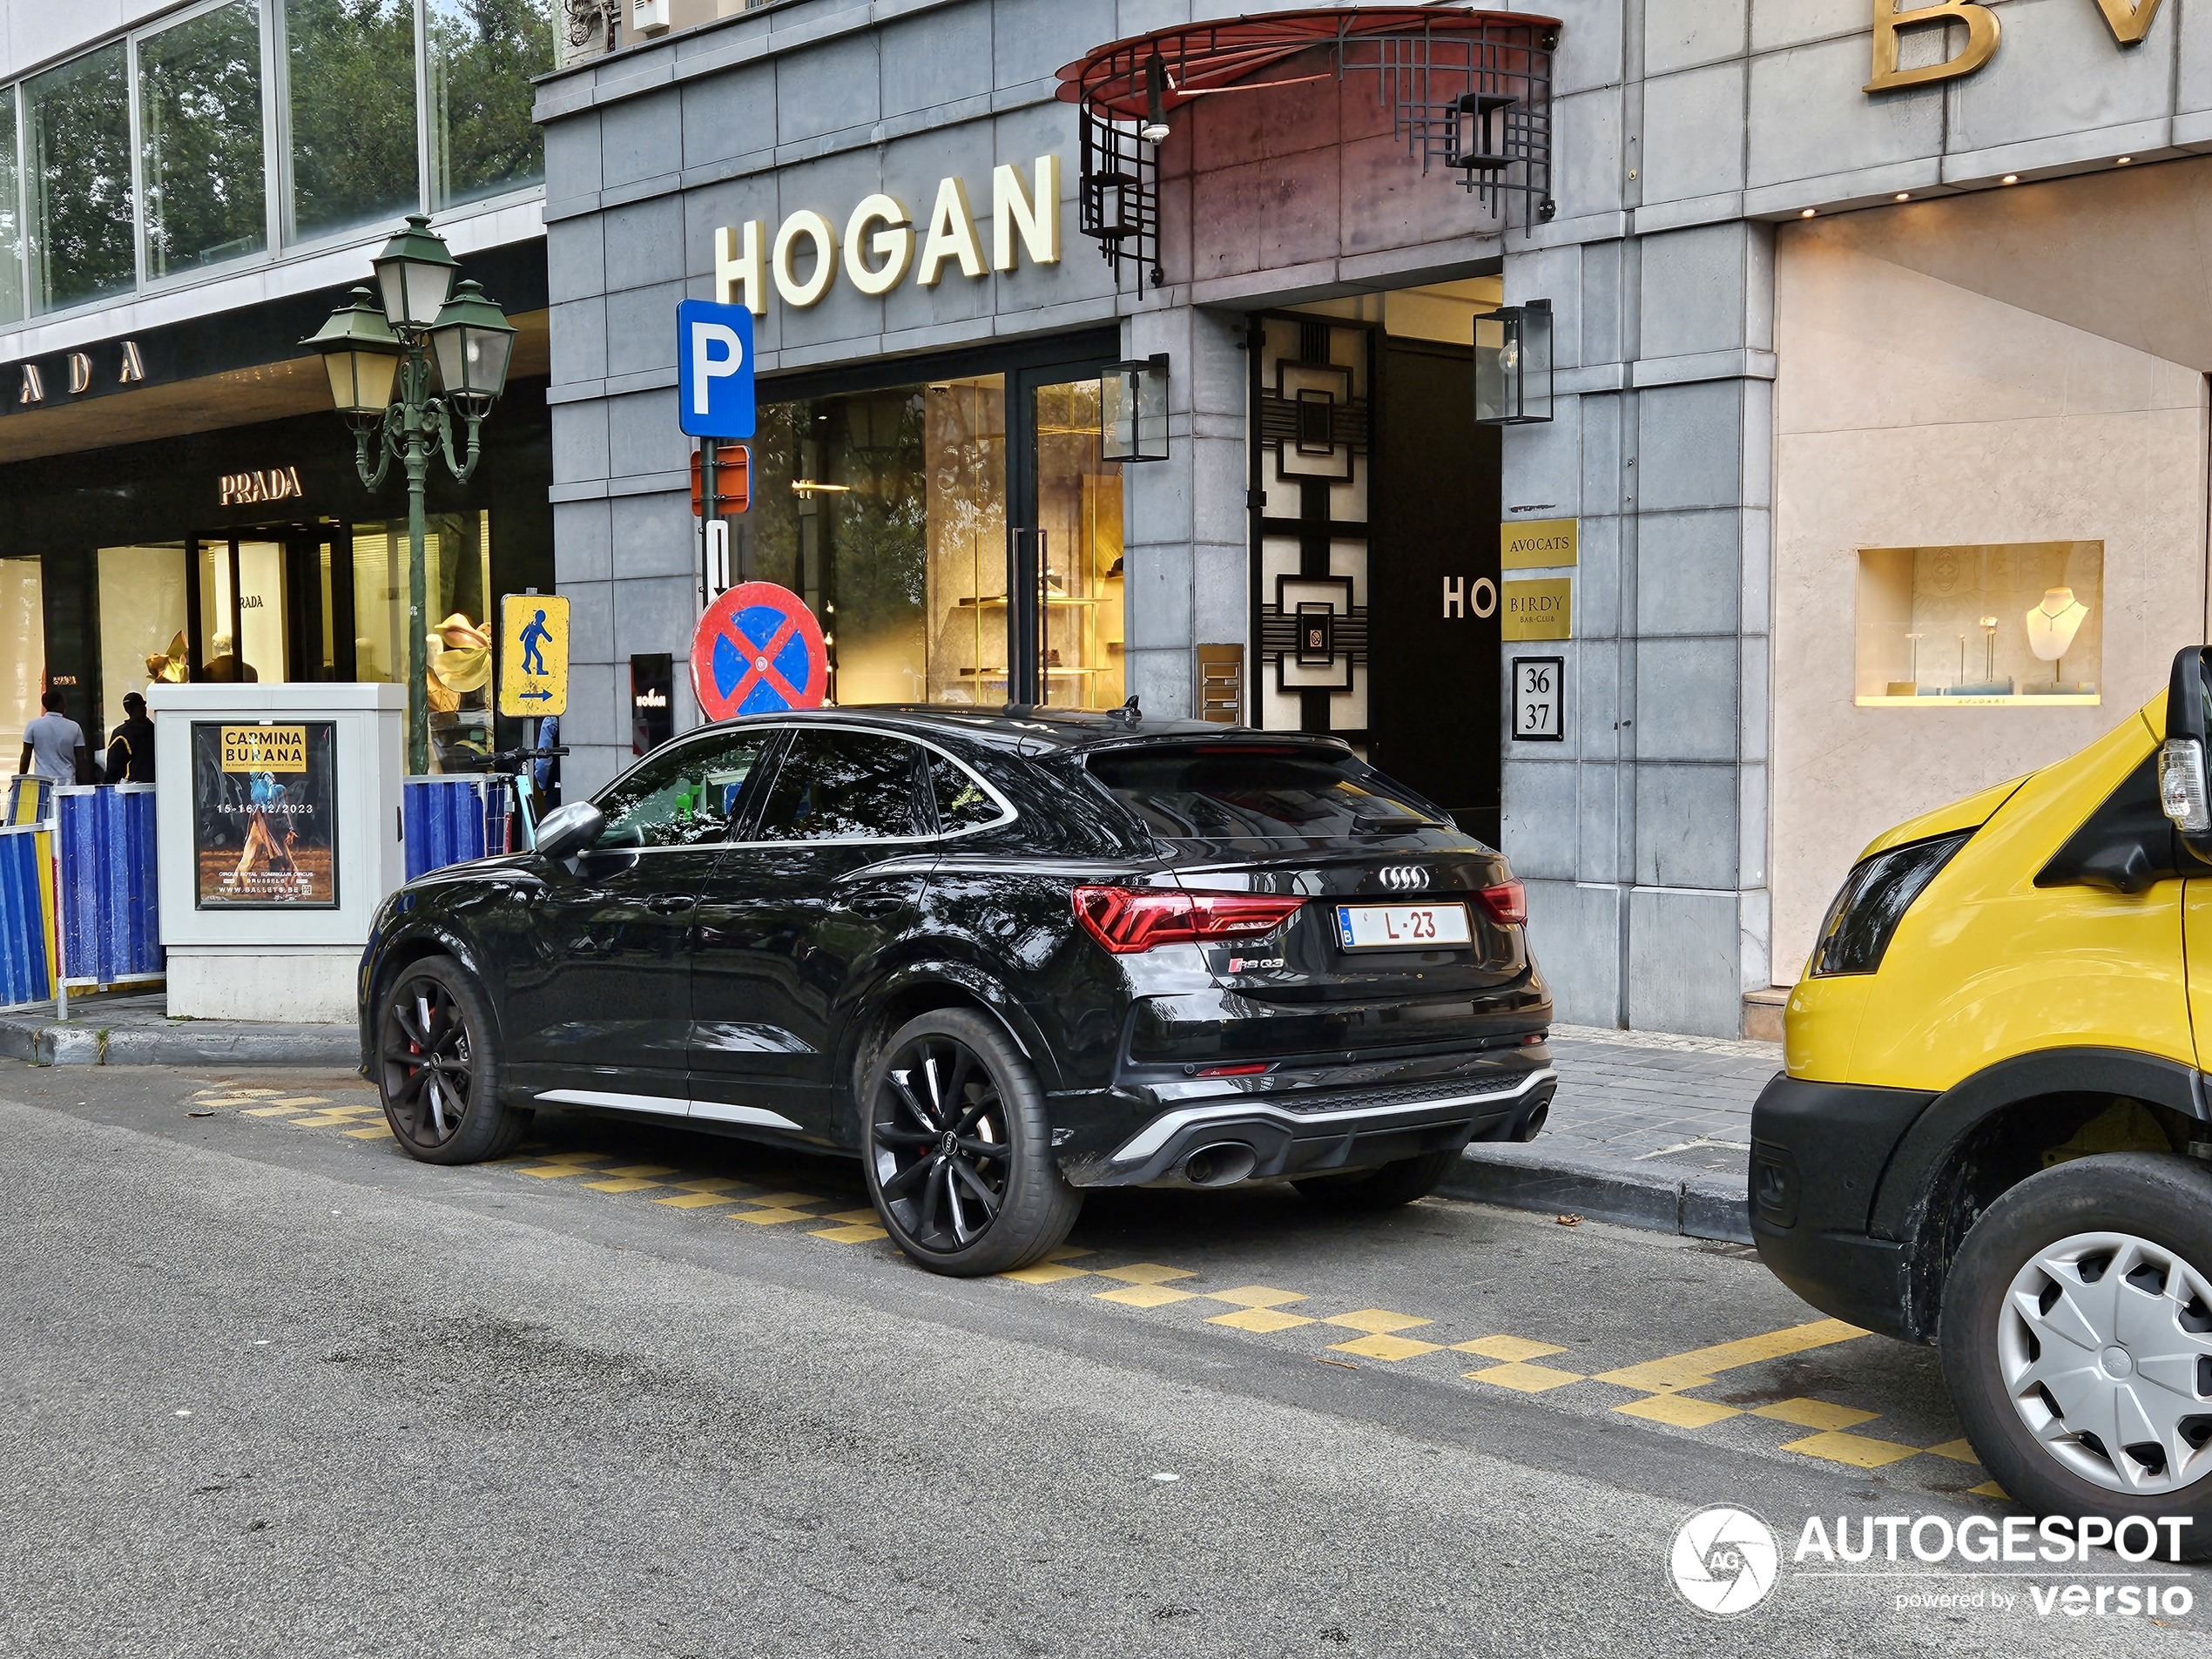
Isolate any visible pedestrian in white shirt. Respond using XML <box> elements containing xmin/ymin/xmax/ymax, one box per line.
<box><xmin>17</xmin><ymin>691</ymin><xmax>91</xmax><ymax>786</ymax></box>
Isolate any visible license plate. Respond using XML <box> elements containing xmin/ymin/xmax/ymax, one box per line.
<box><xmin>1334</xmin><ymin>902</ymin><xmax>1472</xmax><ymax>951</ymax></box>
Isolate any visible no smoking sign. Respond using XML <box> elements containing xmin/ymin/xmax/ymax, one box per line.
<box><xmin>691</xmin><ymin>582</ymin><xmax>829</xmax><ymax>719</ymax></box>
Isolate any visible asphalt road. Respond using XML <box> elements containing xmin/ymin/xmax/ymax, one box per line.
<box><xmin>2</xmin><ymin>1062</ymin><xmax>2202</xmax><ymax>1658</ymax></box>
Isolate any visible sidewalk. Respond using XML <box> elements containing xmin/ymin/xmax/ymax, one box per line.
<box><xmin>0</xmin><ymin>990</ymin><xmax>357</xmax><ymax>1068</ymax></box>
<box><xmin>0</xmin><ymin>995</ymin><xmax>1775</xmax><ymax>1243</ymax></box>
<box><xmin>1442</xmin><ymin>1024</ymin><xmax>1777</xmax><ymax>1245</ymax></box>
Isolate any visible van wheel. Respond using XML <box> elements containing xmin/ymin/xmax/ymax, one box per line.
<box><xmin>1939</xmin><ymin>1152</ymin><xmax>2212</xmax><ymax>1559</ymax></box>
<box><xmin>860</xmin><ymin>1009</ymin><xmax>1082</xmax><ymax>1277</ymax></box>
<box><xmin>375</xmin><ymin>958</ymin><xmax>529</xmax><ymax>1165</ymax></box>
<box><xmin>1293</xmin><ymin>1148</ymin><xmax>1463</xmax><ymax>1211</ymax></box>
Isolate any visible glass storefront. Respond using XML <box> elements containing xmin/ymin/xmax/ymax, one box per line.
<box><xmin>2</xmin><ymin>556</ymin><xmax>44</xmax><ymax>752</ymax></box>
<box><xmin>0</xmin><ymin>384</ymin><xmax>551</xmax><ymax>773</ymax></box>
<box><xmin>0</xmin><ymin>0</ymin><xmax>550</xmax><ymax>323</ymax></box>
<box><xmin>743</xmin><ymin>361</ymin><xmax>1124</xmax><ymax>711</ymax></box>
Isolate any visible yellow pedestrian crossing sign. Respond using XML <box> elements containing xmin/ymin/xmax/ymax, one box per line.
<box><xmin>500</xmin><ymin>594</ymin><xmax>570</xmax><ymax>718</ymax></box>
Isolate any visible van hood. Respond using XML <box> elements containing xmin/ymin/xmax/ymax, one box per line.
<box><xmin>1860</xmin><ymin>773</ymin><xmax>2031</xmax><ymax>859</ymax></box>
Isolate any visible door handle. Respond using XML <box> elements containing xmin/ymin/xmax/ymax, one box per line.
<box><xmin>647</xmin><ymin>896</ymin><xmax>692</xmax><ymax>915</ymax></box>
<box><xmin>847</xmin><ymin>895</ymin><xmax>905</xmax><ymax>921</ymax></box>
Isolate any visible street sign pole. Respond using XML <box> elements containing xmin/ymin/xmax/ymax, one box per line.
<box><xmin>678</xmin><ymin>298</ymin><xmax>753</xmax><ymax>618</ymax></box>
<box><xmin>701</xmin><ymin>435</ymin><xmax>718</xmax><ymax>609</ymax></box>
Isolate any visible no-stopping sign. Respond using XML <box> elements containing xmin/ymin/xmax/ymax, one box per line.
<box><xmin>691</xmin><ymin>582</ymin><xmax>828</xmax><ymax>719</ymax></box>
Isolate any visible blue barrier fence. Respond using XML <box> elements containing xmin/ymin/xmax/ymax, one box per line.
<box><xmin>6</xmin><ymin>774</ymin><xmax>51</xmax><ymax>826</ymax></box>
<box><xmin>0</xmin><ymin>821</ymin><xmax>55</xmax><ymax>1009</ymax></box>
<box><xmin>54</xmin><ymin>785</ymin><xmax>163</xmax><ymax>992</ymax></box>
<box><xmin>404</xmin><ymin>775</ymin><xmax>517</xmax><ymax>880</ymax></box>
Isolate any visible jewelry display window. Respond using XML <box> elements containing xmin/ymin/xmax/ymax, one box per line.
<box><xmin>1853</xmin><ymin>542</ymin><xmax>2101</xmax><ymax>708</ymax></box>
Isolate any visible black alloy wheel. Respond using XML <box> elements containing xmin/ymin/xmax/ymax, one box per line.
<box><xmin>375</xmin><ymin>958</ymin><xmax>526</xmax><ymax>1164</ymax></box>
<box><xmin>862</xmin><ymin>1008</ymin><xmax>1081</xmax><ymax>1276</ymax></box>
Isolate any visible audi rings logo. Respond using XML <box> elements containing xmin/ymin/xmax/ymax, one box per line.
<box><xmin>1670</xmin><ymin>1507</ymin><xmax>1779</xmax><ymax>1615</ymax></box>
<box><xmin>1377</xmin><ymin>866</ymin><xmax>1430</xmax><ymax>892</ymax></box>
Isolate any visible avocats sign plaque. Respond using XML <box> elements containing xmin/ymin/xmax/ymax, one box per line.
<box><xmin>192</xmin><ymin>721</ymin><xmax>338</xmax><ymax>908</ymax></box>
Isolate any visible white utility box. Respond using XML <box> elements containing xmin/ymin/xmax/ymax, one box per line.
<box><xmin>149</xmin><ymin>683</ymin><xmax>406</xmax><ymax>1023</ymax></box>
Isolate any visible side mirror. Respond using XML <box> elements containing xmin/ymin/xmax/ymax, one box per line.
<box><xmin>534</xmin><ymin>800</ymin><xmax>604</xmax><ymax>861</ymax></box>
<box><xmin>2160</xmin><ymin>646</ymin><xmax>2212</xmax><ymax>847</ymax></box>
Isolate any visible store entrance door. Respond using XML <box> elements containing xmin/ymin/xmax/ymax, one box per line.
<box><xmin>1369</xmin><ymin>338</ymin><xmax>1502</xmax><ymax>846</ymax></box>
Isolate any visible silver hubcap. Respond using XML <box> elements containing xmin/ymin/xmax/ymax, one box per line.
<box><xmin>1998</xmin><ymin>1230</ymin><xmax>2212</xmax><ymax>1494</ymax></box>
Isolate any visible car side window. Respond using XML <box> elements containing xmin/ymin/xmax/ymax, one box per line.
<box><xmin>752</xmin><ymin>731</ymin><xmax>927</xmax><ymax>842</ymax></box>
<box><xmin>927</xmin><ymin>752</ymin><xmax>1002</xmax><ymax>833</ymax></box>
<box><xmin>595</xmin><ymin>730</ymin><xmax>777</xmax><ymax>848</ymax></box>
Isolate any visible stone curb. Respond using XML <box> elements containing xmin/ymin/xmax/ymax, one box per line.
<box><xmin>1440</xmin><ymin>1142</ymin><xmax>1753</xmax><ymax>1245</ymax></box>
<box><xmin>0</xmin><ymin>1008</ymin><xmax>358</xmax><ymax>1069</ymax></box>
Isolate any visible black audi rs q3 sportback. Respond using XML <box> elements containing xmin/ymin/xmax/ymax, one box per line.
<box><xmin>360</xmin><ymin>708</ymin><xmax>1557</xmax><ymax>1275</ymax></box>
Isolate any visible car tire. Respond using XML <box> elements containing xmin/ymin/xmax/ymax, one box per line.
<box><xmin>1292</xmin><ymin>1148</ymin><xmax>1464</xmax><ymax>1211</ymax></box>
<box><xmin>374</xmin><ymin>956</ymin><xmax>529</xmax><ymax>1166</ymax></box>
<box><xmin>1939</xmin><ymin>1151</ymin><xmax>2212</xmax><ymax>1561</ymax></box>
<box><xmin>860</xmin><ymin>1008</ymin><xmax>1082</xmax><ymax>1277</ymax></box>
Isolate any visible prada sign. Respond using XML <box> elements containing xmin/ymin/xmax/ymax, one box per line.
<box><xmin>5</xmin><ymin>337</ymin><xmax>148</xmax><ymax>411</ymax></box>
<box><xmin>219</xmin><ymin>466</ymin><xmax>306</xmax><ymax>506</ymax></box>
<box><xmin>1868</xmin><ymin>0</ymin><xmax>2161</xmax><ymax>93</ymax></box>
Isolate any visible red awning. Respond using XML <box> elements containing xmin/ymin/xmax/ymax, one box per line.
<box><xmin>1055</xmin><ymin>6</ymin><xmax>1561</xmax><ymax>121</ymax></box>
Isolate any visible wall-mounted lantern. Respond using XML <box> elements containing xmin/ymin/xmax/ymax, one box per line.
<box><xmin>1084</xmin><ymin>171</ymin><xmax>1144</xmax><ymax>241</ymax></box>
<box><xmin>1474</xmin><ymin>299</ymin><xmax>1554</xmax><ymax>425</ymax></box>
<box><xmin>1103</xmin><ymin>354</ymin><xmax>1170</xmax><ymax>462</ymax></box>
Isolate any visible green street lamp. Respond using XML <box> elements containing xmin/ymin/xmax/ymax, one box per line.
<box><xmin>304</xmin><ymin>215</ymin><xmax>514</xmax><ymax>776</ymax></box>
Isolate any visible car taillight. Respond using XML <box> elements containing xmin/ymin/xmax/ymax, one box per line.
<box><xmin>1474</xmin><ymin>880</ymin><xmax>1527</xmax><ymax>927</ymax></box>
<box><xmin>1072</xmin><ymin>887</ymin><xmax>1305</xmax><ymax>954</ymax></box>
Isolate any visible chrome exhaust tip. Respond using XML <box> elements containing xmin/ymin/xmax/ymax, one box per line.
<box><xmin>1182</xmin><ymin>1142</ymin><xmax>1258</xmax><ymax>1188</ymax></box>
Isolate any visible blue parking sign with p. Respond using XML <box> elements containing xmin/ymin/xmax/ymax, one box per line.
<box><xmin>677</xmin><ymin>300</ymin><xmax>755</xmax><ymax>440</ymax></box>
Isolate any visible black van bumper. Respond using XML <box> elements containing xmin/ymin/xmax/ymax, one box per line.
<box><xmin>1748</xmin><ymin>1073</ymin><xmax>1938</xmax><ymax>1345</ymax></box>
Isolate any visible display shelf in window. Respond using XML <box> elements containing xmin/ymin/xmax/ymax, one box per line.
<box><xmin>1854</xmin><ymin>541</ymin><xmax>2101</xmax><ymax>708</ymax></box>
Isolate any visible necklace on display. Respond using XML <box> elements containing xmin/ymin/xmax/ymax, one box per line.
<box><xmin>2024</xmin><ymin>585</ymin><xmax>2088</xmax><ymax>678</ymax></box>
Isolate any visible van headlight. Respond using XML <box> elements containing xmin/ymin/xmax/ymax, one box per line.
<box><xmin>1810</xmin><ymin>831</ymin><xmax>1972</xmax><ymax>978</ymax></box>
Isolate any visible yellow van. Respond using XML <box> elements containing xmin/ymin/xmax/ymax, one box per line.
<box><xmin>1755</xmin><ymin>646</ymin><xmax>2212</xmax><ymax>1547</ymax></box>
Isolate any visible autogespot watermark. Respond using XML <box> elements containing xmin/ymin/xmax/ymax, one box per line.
<box><xmin>1667</xmin><ymin>1507</ymin><xmax>2200</xmax><ymax>1621</ymax></box>
<box><xmin>1669</xmin><ymin>1507</ymin><xmax>1781</xmax><ymax>1615</ymax></box>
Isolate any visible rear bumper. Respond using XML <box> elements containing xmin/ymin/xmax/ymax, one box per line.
<box><xmin>1748</xmin><ymin>1072</ymin><xmax>1937</xmax><ymax>1344</ymax></box>
<box><xmin>1067</xmin><ymin>1062</ymin><xmax>1555</xmax><ymax>1188</ymax></box>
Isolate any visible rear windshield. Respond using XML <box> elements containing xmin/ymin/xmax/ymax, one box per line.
<box><xmin>1087</xmin><ymin>745</ymin><xmax>1447</xmax><ymax>841</ymax></box>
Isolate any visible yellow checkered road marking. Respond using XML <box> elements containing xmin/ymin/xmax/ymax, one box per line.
<box><xmin>1096</xmin><ymin>1283</ymin><xmax>1199</xmax><ymax>1307</ymax></box>
<box><xmin>206</xmin><ymin>1087</ymin><xmax>1971</xmax><ymax>1480</ymax></box>
<box><xmin>1467</xmin><ymin>1360</ymin><xmax>1584</xmax><ymax>1393</ymax></box>
<box><xmin>1096</xmin><ymin>1263</ymin><xmax>1195</xmax><ymax>1286</ymax></box>
<box><xmin>1453</xmin><ymin>1334</ymin><xmax>1565</xmax><ymax>1362</ymax></box>
<box><xmin>1207</xmin><ymin>1306</ymin><xmax>1314</xmax><ymax>1332</ymax></box>
<box><xmin>1592</xmin><ymin>1318</ymin><xmax>1866</xmax><ymax>1393</ymax></box>
<box><xmin>1752</xmin><ymin>1398</ymin><xmax>1877</xmax><ymax>1431</ymax></box>
<box><xmin>1781</xmin><ymin>1429</ymin><xmax>1924</xmax><ymax>1468</ymax></box>
<box><xmin>1320</xmin><ymin>1309</ymin><xmax>1431</xmax><ymax>1336</ymax></box>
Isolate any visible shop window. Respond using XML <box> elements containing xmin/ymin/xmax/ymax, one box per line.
<box><xmin>96</xmin><ymin>545</ymin><xmax>189</xmax><ymax>741</ymax></box>
<box><xmin>283</xmin><ymin>0</ymin><xmax>419</xmax><ymax>244</ymax></box>
<box><xmin>0</xmin><ymin>91</ymin><xmax>22</xmax><ymax>325</ymax></box>
<box><xmin>138</xmin><ymin>0</ymin><xmax>268</xmax><ymax>280</ymax></box>
<box><xmin>923</xmin><ymin>379</ymin><xmax>1009</xmax><ymax>705</ymax></box>
<box><xmin>24</xmin><ymin>43</ymin><xmax>134</xmax><ymax>314</ymax></box>
<box><xmin>1033</xmin><ymin>378</ymin><xmax>1124</xmax><ymax>710</ymax></box>
<box><xmin>1</xmin><ymin>558</ymin><xmax>44</xmax><ymax>750</ymax></box>
<box><xmin>426</xmin><ymin>0</ymin><xmax>551</xmax><ymax>211</ymax></box>
<box><xmin>195</xmin><ymin>542</ymin><xmax>274</xmax><ymax>682</ymax></box>
<box><xmin>747</xmin><ymin>380</ymin><xmax>1006</xmax><ymax>709</ymax></box>
<box><xmin>745</xmin><ymin>376</ymin><xmax>1127</xmax><ymax>711</ymax></box>
<box><xmin>1854</xmin><ymin>542</ymin><xmax>2102</xmax><ymax>707</ymax></box>
<box><xmin>352</xmin><ymin>512</ymin><xmax>492</xmax><ymax>767</ymax></box>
